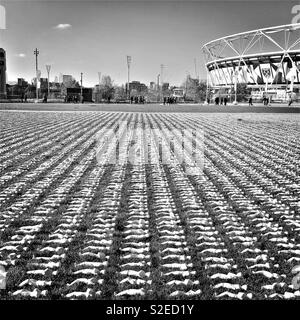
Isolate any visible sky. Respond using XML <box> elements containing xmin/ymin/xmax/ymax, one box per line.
<box><xmin>0</xmin><ymin>0</ymin><xmax>299</xmax><ymax>87</ymax></box>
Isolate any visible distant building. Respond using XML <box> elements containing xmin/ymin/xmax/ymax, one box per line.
<box><xmin>40</xmin><ymin>78</ymin><xmax>48</xmax><ymax>93</ymax></box>
<box><xmin>172</xmin><ymin>87</ymin><xmax>185</xmax><ymax>98</ymax></box>
<box><xmin>58</xmin><ymin>74</ymin><xmax>73</xmax><ymax>87</ymax></box>
<box><xmin>129</xmin><ymin>81</ymin><xmax>148</xmax><ymax>94</ymax></box>
<box><xmin>149</xmin><ymin>82</ymin><xmax>155</xmax><ymax>90</ymax></box>
<box><xmin>62</xmin><ymin>75</ymin><xmax>73</xmax><ymax>87</ymax></box>
<box><xmin>40</xmin><ymin>78</ymin><xmax>48</xmax><ymax>85</ymax></box>
<box><xmin>162</xmin><ymin>82</ymin><xmax>169</xmax><ymax>92</ymax></box>
<box><xmin>17</xmin><ymin>78</ymin><xmax>28</xmax><ymax>88</ymax></box>
<box><xmin>0</xmin><ymin>48</ymin><xmax>7</xmax><ymax>99</ymax></box>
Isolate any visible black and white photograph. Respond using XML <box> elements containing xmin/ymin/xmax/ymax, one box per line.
<box><xmin>0</xmin><ymin>0</ymin><xmax>299</xmax><ymax>312</ymax></box>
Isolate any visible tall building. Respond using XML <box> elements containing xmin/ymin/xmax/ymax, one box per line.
<box><xmin>149</xmin><ymin>82</ymin><xmax>155</xmax><ymax>90</ymax></box>
<box><xmin>0</xmin><ymin>48</ymin><xmax>7</xmax><ymax>99</ymax></box>
<box><xmin>60</xmin><ymin>74</ymin><xmax>73</xmax><ymax>87</ymax></box>
<box><xmin>162</xmin><ymin>82</ymin><xmax>169</xmax><ymax>92</ymax></box>
<box><xmin>40</xmin><ymin>78</ymin><xmax>48</xmax><ymax>93</ymax></box>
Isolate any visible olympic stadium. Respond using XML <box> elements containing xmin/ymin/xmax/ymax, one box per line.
<box><xmin>202</xmin><ymin>23</ymin><xmax>300</xmax><ymax>102</ymax></box>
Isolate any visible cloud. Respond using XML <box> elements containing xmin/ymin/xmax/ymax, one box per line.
<box><xmin>54</xmin><ymin>23</ymin><xmax>72</xmax><ymax>30</ymax></box>
<box><xmin>15</xmin><ymin>53</ymin><xmax>26</xmax><ymax>58</ymax></box>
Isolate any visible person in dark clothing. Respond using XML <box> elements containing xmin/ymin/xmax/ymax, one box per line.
<box><xmin>21</xmin><ymin>92</ymin><xmax>24</xmax><ymax>103</ymax></box>
<box><xmin>288</xmin><ymin>94</ymin><xmax>293</xmax><ymax>106</ymax></box>
<box><xmin>249</xmin><ymin>97</ymin><xmax>253</xmax><ymax>106</ymax></box>
<box><xmin>215</xmin><ymin>97</ymin><xmax>219</xmax><ymax>105</ymax></box>
<box><xmin>43</xmin><ymin>93</ymin><xmax>47</xmax><ymax>103</ymax></box>
<box><xmin>163</xmin><ymin>97</ymin><xmax>166</xmax><ymax>105</ymax></box>
<box><xmin>130</xmin><ymin>96</ymin><xmax>134</xmax><ymax>104</ymax></box>
<box><xmin>224</xmin><ymin>97</ymin><xmax>228</xmax><ymax>106</ymax></box>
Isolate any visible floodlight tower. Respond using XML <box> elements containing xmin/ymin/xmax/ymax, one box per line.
<box><xmin>34</xmin><ymin>48</ymin><xmax>39</xmax><ymax>102</ymax></box>
<box><xmin>127</xmin><ymin>56</ymin><xmax>132</xmax><ymax>100</ymax></box>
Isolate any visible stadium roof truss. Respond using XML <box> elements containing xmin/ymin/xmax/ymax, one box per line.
<box><xmin>202</xmin><ymin>23</ymin><xmax>300</xmax><ymax>88</ymax></box>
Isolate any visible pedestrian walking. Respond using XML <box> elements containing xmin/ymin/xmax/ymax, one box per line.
<box><xmin>288</xmin><ymin>93</ymin><xmax>293</xmax><ymax>106</ymax></box>
<box><xmin>224</xmin><ymin>97</ymin><xmax>228</xmax><ymax>106</ymax></box>
<box><xmin>249</xmin><ymin>96</ymin><xmax>253</xmax><ymax>106</ymax></box>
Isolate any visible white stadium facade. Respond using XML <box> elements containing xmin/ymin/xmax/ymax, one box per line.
<box><xmin>202</xmin><ymin>23</ymin><xmax>300</xmax><ymax>102</ymax></box>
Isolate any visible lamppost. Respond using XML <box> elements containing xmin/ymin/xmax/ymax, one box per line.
<box><xmin>80</xmin><ymin>72</ymin><xmax>83</xmax><ymax>102</ymax></box>
<box><xmin>204</xmin><ymin>78</ymin><xmax>209</xmax><ymax>105</ymax></box>
<box><xmin>127</xmin><ymin>56</ymin><xmax>131</xmax><ymax>101</ymax></box>
<box><xmin>46</xmin><ymin>64</ymin><xmax>51</xmax><ymax>98</ymax></box>
<box><xmin>233</xmin><ymin>70</ymin><xmax>238</xmax><ymax>105</ymax></box>
<box><xmin>98</xmin><ymin>71</ymin><xmax>101</xmax><ymax>103</ymax></box>
<box><xmin>34</xmin><ymin>48</ymin><xmax>39</xmax><ymax>102</ymax></box>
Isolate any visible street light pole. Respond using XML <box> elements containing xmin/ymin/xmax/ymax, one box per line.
<box><xmin>98</xmin><ymin>71</ymin><xmax>101</xmax><ymax>103</ymax></box>
<box><xmin>157</xmin><ymin>74</ymin><xmax>160</xmax><ymax>103</ymax></box>
<box><xmin>127</xmin><ymin>56</ymin><xmax>131</xmax><ymax>101</ymax></box>
<box><xmin>46</xmin><ymin>65</ymin><xmax>51</xmax><ymax>98</ymax></box>
<box><xmin>80</xmin><ymin>72</ymin><xmax>83</xmax><ymax>102</ymax></box>
<box><xmin>233</xmin><ymin>70</ymin><xmax>238</xmax><ymax>105</ymax></box>
<box><xmin>34</xmin><ymin>48</ymin><xmax>39</xmax><ymax>102</ymax></box>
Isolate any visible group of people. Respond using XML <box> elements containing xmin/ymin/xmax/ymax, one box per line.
<box><xmin>163</xmin><ymin>96</ymin><xmax>178</xmax><ymax>105</ymax></box>
<box><xmin>214</xmin><ymin>96</ymin><xmax>228</xmax><ymax>106</ymax></box>
<box><xmin>130</xmin><ymin>96</ymin><xmax>146</xmax><ymax>104</ymax></box>
<box><xmin>262</xmin><ymin>96</ymin><xmax>271</xmax><ymax>106</ymax></box>
<box><xmin>20</xmin><ymin>93</ymin><xmax>28</xmax><ymax>103</ymax></box>
<box><xmin>64</xmin><ymin>95</ymin><xmax>84</xmax><ymax>103</ymax></box>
